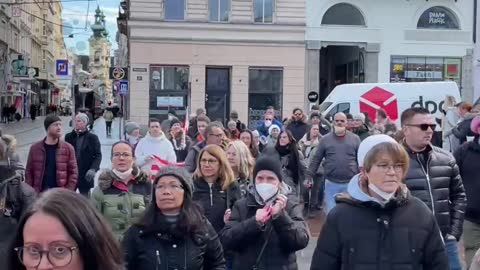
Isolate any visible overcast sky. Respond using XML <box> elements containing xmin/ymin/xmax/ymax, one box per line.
<box><xmin>62</xmin><ymin>0</ymin><xmax>119</xmax><ymax>56</ymax></box>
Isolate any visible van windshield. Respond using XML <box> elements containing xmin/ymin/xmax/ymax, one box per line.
<box><xmin>319</xmin><ymin>102</ymin><xmax>332</xmax><ymax>113</ymax></box>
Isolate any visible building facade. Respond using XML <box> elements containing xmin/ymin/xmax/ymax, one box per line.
<box><xmin>128</xmin><ymin>0</ymin><xmax>306</xmax><ymax>127</ymax></box>
<box><xmin>306</xmin><ymin>0</ymin><xmax>475</xmax><ymax>106</ymax></box>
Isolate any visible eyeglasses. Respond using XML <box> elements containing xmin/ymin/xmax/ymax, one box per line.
<box><xmin>208</xmin><ymin>133</ymin><xmax>223</xmax><ymax>139</ymax></box>
<box><xmin>200</xmin><ymin>159</ymin><xmax>218</xmax><ymax>165</ymax></box>
<box><xmin>15</xmin><ymin>244</ymin><xmax>77</xmax><ymax>268</ymax></box>
<box><xmin>112</xmin><ymin>152</ymin><xmax>133</xmax><ymax>159</ymax></box>
<box><xmin>405</xmin><ymin>124</ymin><xmax>436</xmax><ymax>131</ymax></box>
<box><xmin>156</xmin><ymin>183</ymin><xmax>184</xmax><ymax>192</ymax></box>
<box><xmin>374</xmin><ymin>163</ymin><xmax>404</xmax><ymax>173</ymax></box>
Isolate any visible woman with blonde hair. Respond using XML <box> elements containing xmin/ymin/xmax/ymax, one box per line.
<box><xmin>193</xmin><ymin>144</ymin><xmax>242</xmax><ymax>233</ymax></box>
<box><xmin>442</xmin><ymin>95</ymin><xmax>459</xmax><ymax>152</ymax></box>
<box><xmin>226</xmin><ymin>140</ymin><xmax>255</xmax><ymax>197</ymax></box>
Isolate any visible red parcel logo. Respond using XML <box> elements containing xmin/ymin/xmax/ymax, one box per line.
<box><xmin>359</xmin><ymin>87</ymin><xmax>398</xmax><ymax>122</ymax></box>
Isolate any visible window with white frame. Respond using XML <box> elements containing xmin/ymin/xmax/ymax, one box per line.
<box><xmin>164</xmin><ymin>0</ymin><xmax>185</xmax><ymax>21</ymax></box>
<box><xmin>209</xmin><ymin>0</ymin><xmax>230</xmax><ymax>22</ymax></box>
<box><xmin>254</xmin><ymin>0</ymin><xmax>274</xmax><ymax>23</ymax></box>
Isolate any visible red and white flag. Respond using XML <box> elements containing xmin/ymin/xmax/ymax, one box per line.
<box><xmin>150</xmin><ymin>155</ymin><xmax>185</xmax><ymax>182</ymax></box>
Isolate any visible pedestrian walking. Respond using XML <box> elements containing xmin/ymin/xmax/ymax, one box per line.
<box><xmin>135</xmin><ymin>118</ymin><xmax>177</xmax><ymax>175</ymax></box>
<box><xmin>185</xmin><ymin>121</ymin><xmax>225</xmax><ymax>173</ymax></box>
<box><xmin>310</xmin><ymin>135</ymin><xmax>449</xmax><ymax>270</ymax></box>
<box><xmin>442</xmin><ymin>95</ymin><xmax>459</xmax><ymax>152</ymax></box>
<box><xmin>451</xmin><ymin>102</ymin><xmax>480</xmax><ymax>147</ymax></box>
<box><xmin>401</xmin><ymin>107</ymin><xmax>466</xmax><ymax>270</ymax></box>
<box><xmin>65</xmin><ymin>113</ymin><xmax>102</xmax><ymax>197</ymax></box>
<box><xmin>169</xmin><ymin>118</ymin><xmax>192</xmax><ymax>162</ymax></box>
<box><xmin>230</xmin><ymin>110</ymin><xmax>246</xmax><ymax>131</ymax></box>
<box><xmin>266</xmin><ymin>124</ymin><xmax>280</xmax><ymax>146</ymax></box>
<box><xmin>192</xmin><ymin>145</ymin><xmax>242</xmax><ymax>233</ymax></box>
<box><xmin>103</xmin><ymin>109</ymin><xmax>115</xmax><ymax>137</ymax></box>
<box><xmin>124</xmin><ymin>121</ymin><xmax>141</xmax><ymax>149</ymax></box>
<box><xmin>7</xmin><ymin>189</ymin><xmax>124</xmax><ymax>270</ymax></box>
<box><xmin>227</xmin><ymin>120</ymin><xmax>240</xmax><ymax>140</ymax></box>
<box><xmin>286</xmin><ymin>108</ymin><xmax>309</xmax><ymax>142</ymax></box>
<box><xmin>374</xmin><ymin>108</ymin><xmax>397</xmax><ymax>137</ymax></box>
<box><xmin>454</xmin><ymin>116</ymin><xmax>480</xmax><ymax>267</ymax></box>
<box><xmin>25</xmin><ymin>115</ymin><xmax>78</xmax><ymax>193</ymax></box>
<box><xmin>309</xmin><ymin>112</ymin><xmax>331</xmax><ymax>136</ymax></box>
<box><xmin>188</xmin><ymin>108</ymin><xmax>206</xmax><ymax>139</ymax></box>
<box><xmin>226</xmin><ymin>140</ymin><xmax>255</xmax><ymax>197</ymax></box>
<box><xmin>91</xmin><ymin>141</ymin><xmax>151</xmax><ymax>240</ymax></box>
<box><xmin>0</xmin><ymin>135</ymin><xmax>36</xmax><ymax>270</ymax></box>
<box><xmin>351</xmin><ymin>113</ymin><xmax>370</xmax><ymax>141</ymax></box>
<box><xmin>239</xmin><ymin>129</ymin><xmax>260</xmax><ymax>158</ymax></box>
<box><xmin>29</xmin><ymin>104</ymin><xmax>37</xmax><ymax>121</ymax></box>
<box><xmin>220</xmin><ymin>156</ymin><xmax>310</xmax><ymax>270</ymax></box>
<box><xmin>308</xmin><ymin>112</ymin><xmax>361</xmax><ymax>213</ymax></box>
<box><xmin>257</xmin><ymin>112</ymin><xmax>283</xmax><ymax>138</ymax></box>
<box><xmin>122</xmin><ymin>166</ymin><xmax>226</xmax><ymax>270</ymax></box>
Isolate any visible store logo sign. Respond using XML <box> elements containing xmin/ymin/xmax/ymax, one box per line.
<box><xmin>360</xmin><ymin>87</ymin><xmax>398</xmax><ymax>122</ymax></box>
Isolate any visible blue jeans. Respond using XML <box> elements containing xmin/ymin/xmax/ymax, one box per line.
<box><xmin>324</xmin><ymin>179</ymin><xmax>349</xmax><ymax>214</ymax></box>
<box><xmin>445</xmin><ymin>239</ymin><xmax>462</xmax><ymax>270</ymax></box>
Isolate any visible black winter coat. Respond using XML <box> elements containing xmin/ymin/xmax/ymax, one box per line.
<box><xmin>220</xmin><ymin>191</ymin><xmax>310</xmax><ymax>270</ymax></box>
<box><xmin>65</xmin><ymin>130</ymin><xmax>102</xmax><ymax>189</ymax></box>
<box><xmin>287</xmin><ymin>120</ymin><xmax>309</xmax><ymax>142</ymax></box>
<box><xmin>454</xmin><ymin>136</ymin><xmax>480</xmax><ymax>224</ymax></box>
<box><xmin>122</xmin><ymin>217</ymin><xmax>226</xmax><ymax>270</ymax></box>
<box><xmin>310</xmin><ymin>187</ymin><xmax>448</xmax><ymax>270</ymax></box>
<box><xmin>193</xmin><ymin>178</ymin><xmax>242</xmax><ymax>233</ymax></box>
<box><xmin>403</xmin><ymin>143</ymin><xmax>466</xmax><ymax>240</ymax></box>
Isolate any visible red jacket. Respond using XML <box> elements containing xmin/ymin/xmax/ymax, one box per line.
<box><xmin>25</xmin><ymin>138</ymin><xmax>78</xmax><ymax>192</ymax></box>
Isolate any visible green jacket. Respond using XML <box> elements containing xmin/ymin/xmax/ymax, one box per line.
<box><xmin>91</xmin><ymin>167</ymin><xmax>151</xmax><ymax>240</ymax></box>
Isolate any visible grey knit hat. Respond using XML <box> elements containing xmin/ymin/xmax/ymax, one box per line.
<box><xmin>124</xmin><ymin>122</ymin><xmax>140</xmax><ymax>135</ymax></box>
<box><xmin>153</xmin><ymin>166</ymin><xmax>193</xmax><ymax>197</ymax></box>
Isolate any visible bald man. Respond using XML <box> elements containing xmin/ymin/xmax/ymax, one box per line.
<box><xmin>308</xmin><ymin>112</ymin><xmax>361</xmax><ymax>213</ymax></box>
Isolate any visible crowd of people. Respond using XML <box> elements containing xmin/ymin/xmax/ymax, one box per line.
<box><xmin>0</xmin><ymin>99</ymin><xmax>480</xmax><ymax>270</ymax></box>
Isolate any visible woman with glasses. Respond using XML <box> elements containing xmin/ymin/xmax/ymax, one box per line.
<box><xmin>226</xmin><ymin>141</ymin><xmax>255</xmax><ymax>198</ymax></box>
<box><xmin>7</xmin><ymin>188</ymin><xmax>123</xmax><ymax>270</ymax></box>
<box><xmin>91</xmin><ymin>141</ymin><xmax>151</xmax><ymax>240</ymax></box>
<box><xmin>239</xmin><ymin>130</ymin><xmax>260</xmax><ymax>158</ymax></box>
<box><xmin>122</xmin><ymin>166</ymin><xmax>225</xmax><ymax>270</ymax></box>
<box><xmin>310</xmin><ymin>135</ymin><xmax>448</xmax><ymax>270</ymax></box>
<box><xmin>193</xmin><ymin>145</ymin><xmax>242</xmax><ymax>234</ymax></box>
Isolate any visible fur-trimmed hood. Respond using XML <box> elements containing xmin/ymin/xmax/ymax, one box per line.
<box><xmin>95</xmin><ymin>166</ymin><xmax>149</xmax><ymax>190</ymax></box>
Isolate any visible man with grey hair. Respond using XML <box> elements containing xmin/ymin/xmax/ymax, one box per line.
<box><xmin>308</xmin><ymin>112</ymin><xmax>361</xmax><ymax>213</ymax></box>
<box><xmin>65</xmin><ymin>113</ymin><xmax>102</xmax><ymax>197</ymax></box>
<box><xmin>185</xmin><ymin>121</ymin><xmax>225</xmax><ymax>172</ymax></box>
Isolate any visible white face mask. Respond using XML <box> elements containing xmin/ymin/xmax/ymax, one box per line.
<box><xmin>368</xmin><ymin>182</ymin><xmax>396</xmax><ymax>202</ymax></box>
<box><xmin>112</xmin><ymin>168</ymin><xmax>133</xmax><ymax>180</ymax></box>
<box><xmin>255</xmin><ymin>183</ymin><xmax>279</xmax><ymax>203</ymax></box>
<box><xmin>265</xmin><ymin>120</ymin><xmax>272</xmax><ymax>127</ymax></box>
<box><xmin>126</xmin><ymin>134</ymin><xmax>138</xmax><ymax>145</ymax></box>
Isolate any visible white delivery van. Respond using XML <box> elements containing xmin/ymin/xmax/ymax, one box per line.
<box><xmin>319</xmin><ymin>82</ymin><xmax>461</xmax><ymax>127</ymax></box>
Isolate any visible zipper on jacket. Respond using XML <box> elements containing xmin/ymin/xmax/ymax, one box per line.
<box><xmin>156</xmin><ymin>250</ymin><xmax>161</xmax><ymax>270</ymax></box>
<box><xmin>209</xmin><ymin>185</ymin><xmax>213</xmax><ymax>206</ymax></box>
<box><xmin>416</xmin><ymin>154</ymin><xmax>435</xmax><ymax>215</ymax></box>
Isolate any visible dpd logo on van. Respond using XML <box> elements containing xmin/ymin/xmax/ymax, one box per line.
<box><xmin>360</xmin><ymin>87</ymin><xmax>398</xmax><ymax>122</ymax></box>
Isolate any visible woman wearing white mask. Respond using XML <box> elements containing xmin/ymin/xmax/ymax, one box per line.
<box><xmin>91</xmin><ymin>141</ymin><xmax>151</xmax><ymax>240</ymax></box>
<box><xmin>124</xmin><ymin>122</ymin><xmax>141</xmax><ymax>149</ymax></box>
<box><xmin>310</xmin><ymin>135</ymin><xmax>448</xmax><ymax>270</ymax></box>
<box><xmin>221</xmin><ymin>156</ymin><xmax>309</xmax><ymax>270</ymax></box>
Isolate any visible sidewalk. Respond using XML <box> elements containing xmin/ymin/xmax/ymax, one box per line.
<box><xmin>90</xmin><ymin>117</ymin><xmax>122</xmax><ymax>169</ymax></box>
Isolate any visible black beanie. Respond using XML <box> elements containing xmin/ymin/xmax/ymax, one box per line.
<box><xmin>170</xmin><ymin>118</ymin><xmax>181</xmax><ymax>129</ymax></box>
<box><xmin>44</xmin><ymin>115</ymin><xmax>61</xmax><ymax>131</ymax></box>
<box><xmin>253</xmin><ymin>156</ymin><xmax>283</xmax><ymax>182</ymax></box>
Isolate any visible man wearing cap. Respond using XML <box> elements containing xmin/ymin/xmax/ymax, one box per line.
<box><xmin>401</xmin><ymin>107</ymin><xmax>466</xmax><ymax>270</ymax></box>
<box><xmin>221</xmin><ymin>156</ymin><xmax>309</xmax><ymax>270</ymax></box>
<box><xmin>65</xmin><ymin>113</ymin><xmax>102</xmax><ymax>196</ymax></box>
<box><xmin>352</xmin><ymin>113</ymin><xmax>370</xmax><ymax>141</ymax></box>
<box><xmin>230</xmin><ymin>110</ymin><xmax>246</xmax><ymax>131</ymax></box>
<box><xmin>26</xmin><ymin>115</ymin><xmax>78</xmax><ymax>192</ymax></box>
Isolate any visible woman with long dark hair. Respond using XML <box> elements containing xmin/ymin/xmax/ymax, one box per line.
<box><xmin>7</xmin><ymin>189</ymin><xmax>123</xmax><ymax>270</ymax></box>
<box><xmin>239</xmin><ymin>129</ymin><xmax>259</xmax><ymax>158</ymax></box>
<box><xmin>122</xmin><ymin>166</ymin><xmax>225</xmax><ymax>270</ymax></box>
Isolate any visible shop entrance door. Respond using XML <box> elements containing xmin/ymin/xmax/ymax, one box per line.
<box><xmin>205</xmin><ymin>67</ymin><xmax>230</xmax><ymax>125</ymax></box>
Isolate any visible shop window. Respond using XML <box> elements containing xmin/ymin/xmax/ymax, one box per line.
<box><xmin>417</xmin><ymin>6</ymin><xmax>459</xmax><ymax>30</ymax></box>
<box><xmin>390</xmin><ymin>56</ymin><xmax>461</xmax><ymax>86</ymax></box>
<box><xmin>254</xmin><ymin>0</ymin><xmax>274</xmax><ymax>23</ymax></box>
<box><xmin>322</xmin><ymin>3</ymin><xmax>365</xmax><ymax>26</ymax></box>
<box><xmin>164</xmin><ymin>0</ymin><xmax>185</xmax><ymax>21</ymax></box>
<box><xmin>209</xmin><ymin>0</ymin><xmax>230</xmax><ymax>22</ymax></box>
<box><xmin>150</xmin><ymin>66</ymin><xmax>189</xmax><ymax>91</ymax></box>
<box><xmin>248</xmin><ymin>68</ymin><xmax>283</xmax><ymax>128</ymax></box>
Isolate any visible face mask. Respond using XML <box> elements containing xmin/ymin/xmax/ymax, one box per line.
<box><xmin>126</xmin><ymin>134</ymin><xmax>138</xmax><ymax>145</ymax></box>
<box><xmin>334</xmin><ymin>126</ymin><xmax>346</xmax><ymax>136</ymax></box>
<box><xmin>265</xmin><ymin>120</ymin><xmax>272</xmax><ymax>127</ymax></box>
<box><xmin>112</xmin><ymin>168</ymin><xmax>133</xmax><ymax>180</ymax></box>
<box><xmin>368</xmin><ymin>182</ymin><xmax>396</xmax><ymax>202</ymax></box>
<box><xmin>255</xmin><ymin>183</ymin><xmax>279</xmax><ymax>203</ymax></box>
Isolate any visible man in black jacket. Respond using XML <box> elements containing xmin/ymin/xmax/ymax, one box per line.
<box><xmin>401</xmin><ymin>107</ymin><xmax>466</xmax><ymax>270</ymax></box>
<box><xmin>65</xmin><ymin>113</ymin><xmax>102</xmax><ymax>196</ymax></box>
